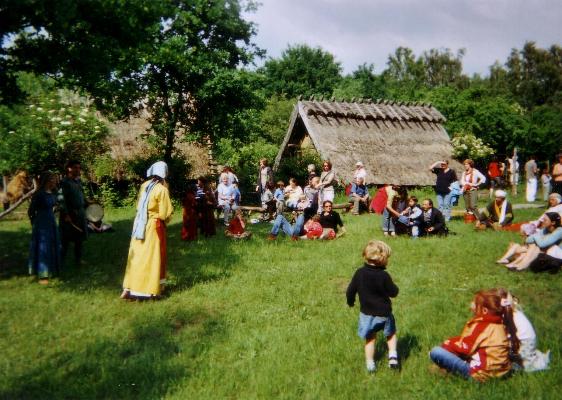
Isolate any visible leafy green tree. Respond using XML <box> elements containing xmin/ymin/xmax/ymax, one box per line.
<box><xmin>259</xmin><ymin>95</ymin><xmax>294</xmax><ymax>145</ymax></box>
<box><xmin>506</xmin><ymin>42</ymin><xmax>562</xmax><ymax>108</ymax></box>
<box><xmin>261</xmin><ymin>44</ymin><xmax>342</xmax><ymax>98</ymax></box>
<box><xmin>0</xmin><ymin>73</ymin><xmax>108</xmax><ymax>175</ymax></box>
<box><xmin>424</xmin><ymin>86</ymin><xmax>527</xmax><ymax>155</ymax></box>
<box><xmin>2</xmin><ymin>0</ymin><xmax>261</xmax><ymax>162</ymax></box>
<box><xmin>333</xmin><ymin>63</ymin><xmax>388</xmax><ymax>100</ymax></box>
<box><xmin>421</xmin><ymin>48</ymin><xmax>469</xmax><ymax>89</ymax></box>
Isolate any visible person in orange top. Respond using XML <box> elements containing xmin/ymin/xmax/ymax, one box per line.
<box><xmin>429</xmin><ymin>289</ymin><xmax>512</xmax><ymax>381</ymax></box>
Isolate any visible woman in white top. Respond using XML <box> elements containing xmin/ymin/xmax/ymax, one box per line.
<box><xmin>460</xmin><ymin>159</ymin><xmax>486</xmax><ymax>213</ymax></box>
<box><xmin>317</xmin><ymin>160</ymin><xmax>335</xmax><ymax>213</ymax></box>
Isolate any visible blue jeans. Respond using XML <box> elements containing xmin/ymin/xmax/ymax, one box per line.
<box><xmin>436</xmin><ymin>193</ymin><xmax>452</xmax><ymax>221</ymax></box>
<box><xmin>271</xmin><ymin>214</ymin><xmax>304</xmax><ymax>237</ymax></box>
<box><xmin>429</xmin><ymin>347</ymin><xmax>471</xmax><ymax>379</ymax></box>
<box><xmin>382</xmin><ymin>208</ymin><xmax>395</xmax><ymax>233</ymax></box>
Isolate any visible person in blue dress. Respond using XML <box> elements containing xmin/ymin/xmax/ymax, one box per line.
<box><xmin>28</xmin><ymin>172</ymin><xmax>61</xmax><ymax>284</ymax></box>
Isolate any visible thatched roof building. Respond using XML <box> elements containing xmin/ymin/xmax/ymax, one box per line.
<box><xmin>273</xmin><ymin>98</ymin><xmax>462</xmax><ymax>186</ymax></box>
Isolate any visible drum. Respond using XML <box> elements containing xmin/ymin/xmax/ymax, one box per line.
<box><xmin>85</xmin><ymin>203</ymin><xmax>104</xmax><ymax>223</ymax></box>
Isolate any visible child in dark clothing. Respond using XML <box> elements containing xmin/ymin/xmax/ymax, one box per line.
<box><xmin>346</xmin><ymin>240</ymin><xmax>399</xmax><ymax>372</ymax></box>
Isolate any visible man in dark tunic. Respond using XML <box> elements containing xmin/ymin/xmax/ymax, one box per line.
<box><xmin>59</xmin><ymin>160</ymin><xmax>88</xmax><ymax>265</ymax></box>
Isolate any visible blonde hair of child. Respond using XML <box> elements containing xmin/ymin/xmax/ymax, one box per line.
<box><xmin>363</xmin><ymin>240</ymin><xmax>392</xmax><ymax>266</ymax></box>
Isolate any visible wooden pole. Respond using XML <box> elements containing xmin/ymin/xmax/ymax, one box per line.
<box><xmin>0</xmin><ymin>179</ymin><xmax>37</xmax><ymax>220</ymax></box>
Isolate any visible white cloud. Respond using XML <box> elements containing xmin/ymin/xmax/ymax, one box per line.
<box><xmin>245</xmin><ymin>0</ymin><xmax>562</xmax><ymax>75</ymax></box>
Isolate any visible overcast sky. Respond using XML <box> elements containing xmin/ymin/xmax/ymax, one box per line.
<box><xmin>244</xmin><ymin>0</ymin><xmax>562</xmax><ymax>76</ymax></box>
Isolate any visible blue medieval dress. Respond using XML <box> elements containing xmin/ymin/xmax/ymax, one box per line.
<box><xmin>28</xmin><ymin>190</ymin><xmax>61</xmax><ymax>278</ymax></box>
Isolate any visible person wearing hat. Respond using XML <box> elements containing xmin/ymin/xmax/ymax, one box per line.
<box><xmin>121</xmin><ymin>161</ymin><xmax>173</xmax><ymax>300</ymax></box>
<box><xmin>353</xmin><ymin>161</ymin><xmax>367</xmax><ymax>183</ymax></box>
<box><xmin>476</xmin><ymin>190</ymin><xmax>514</xmax><ymax>230</ymax></box>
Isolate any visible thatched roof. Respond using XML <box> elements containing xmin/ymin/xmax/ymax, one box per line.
<box><xmin>105</xmin><ymin>112</ymin><xmax>212</xmax><ymax>178</ymax></box>
<box><xmin>274</xmin><ymin>99</ymin><xmax>462</xmax><ymax>186</ymax></box>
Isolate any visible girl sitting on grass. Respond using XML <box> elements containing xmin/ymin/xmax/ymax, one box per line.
<box><xmin>429</xmin><ymin>289</ymin><xmax>513</xmax><ymax>381</ymax></box>
<box><xmin>496</xmin><ymin>289</ymin><xmax>550</xmax><ymax>372</ymax></box>
<box><xmin>225</xmin><ymin>209</ymin><xmax>251</xmax><ymax>239</ymax></box>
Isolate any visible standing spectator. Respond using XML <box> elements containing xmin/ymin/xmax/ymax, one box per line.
<box><xmin>507</xmin><ymin>154</ymin><xmax>520</xmax><ymax>196</ymax></box>
<box><xmin>181</xmin><ymin>183</ymin><xmax>198</xmax><ymax>241</ymax></box>
<box><xmin>381</xmin><ymin>184</ymin><xmax>400</xmax><ymax>236</ymax></box>
<box><xmin>59</xmin><ymin>160</ymin><xmax>88</xmax><ymax>266</ymax></box>
<box><xmin>487</xmin><ymin>156</ymin><xmax>503</xmax><ymax>199</ymax></box>
<box><xmin>540</xmin><ymin>167</ymin><xmax>552</xmax><ymax>201</ymax></box>
<box><xmin>273</xmin><ymin>181</ymin><xmax>285</xmax><ymax>216</ymax></box>
<box><xmin>121</xmin><ymin>161</ymin><xmax>173</xmax><ymax>300</ymax></box>
<box><xmin>255</xmin><ymin>158</ymin><xmax>273</xmax><ymax>205</ymax></box>
<box><xmin>525</xmin><ymin>156</ymin><xmax>538</xmax><ymax>202</ymax></box>
<box><xmin>317</xmin><ymin>160</ymin><xmax>335</xmax><ymax>213</ymax></box>
<box><xmin>349</xmin><ymin>176</ymin><xmax>370</xmax><ymax>215</ymax></box>
<box><xmin>28</xmin><ymin>172</ymin><xmax>61</xmax><ymax>284</ymax></box>
<box><xmin>197</xmin><ymin>177</ymin><xmax>216</xmax><ymax>237</ymax></box>
<box><xmin>551</xmin><ymin>153</ymin><xmax>562</xmax><ymax>196</ymax></box>
<box><xmin>429</xmin><ymin>160</ymin><xmax>458</xmax><ymax>222</ymax></box>
<box><xmin>460</xmin><ymin>159</ymin><xmax>486</xmax><ymax>215</ymax></box>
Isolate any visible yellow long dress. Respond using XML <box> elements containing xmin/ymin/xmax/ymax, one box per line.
<box><xmin>122</xmin><ymin>181</ymin><xmax>173</xmax><ymax>297</ymax></box>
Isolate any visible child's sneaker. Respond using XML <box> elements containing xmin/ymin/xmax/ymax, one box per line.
<box><xmin>388</xmin><ymin>356</ymin><xmax>400</xmax><ymax>370</ymax></box>
<box><xmin>366</xmin><ymin>360</ymin><xmax>376</xmax><ymax>373</ymax></box>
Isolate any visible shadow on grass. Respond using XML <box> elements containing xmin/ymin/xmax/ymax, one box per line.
<box><xmin>1</xmin><ymin>216</ymin><xmax>245</xmax><ymax>296</ymax></box>
<box><xmin>374</xmin><ymin>333</ymin><xmax>420</xmax><ymax>364</ymax></box>
<box><xmin>0</xmin><ymin>228</ymin><xmax>32</xmax><ymax>279</ymax></box>
<box><xmin>54</xmin><ymin>219</ymin><xmax>243</xmax><ymax>296</ymax></box>
<box><xmin>0</xmin><ymin>308</ymin><xmax>224</xmax><ymax>400</ymax></box>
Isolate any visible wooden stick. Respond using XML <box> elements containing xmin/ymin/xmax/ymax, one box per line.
<box><xmin>0</xmin><ymin>179</ymin><xmax>38</xmax><ymax>220</ymax></box>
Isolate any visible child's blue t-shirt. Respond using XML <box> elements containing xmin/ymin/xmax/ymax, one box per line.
<box><xmin>274</xmin><ymin>188</ymin><xmax>284</xmax><ymax>201</ymax></box>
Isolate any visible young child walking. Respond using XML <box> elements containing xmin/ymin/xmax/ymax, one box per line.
<box><xmin>429</xmin><ymin>289</ymin><xmax>512</xmax><ymax>381</ymax></box>
<box><xmin>346</xmin><ymin>240</ymin><xmax>399</xmax><ymax>372</ymax></box>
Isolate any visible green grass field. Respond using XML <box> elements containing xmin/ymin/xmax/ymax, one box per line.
<box><xmin>1</xmin><ymin>188</ymin><xmax>560</xmax><ymax>399</ymax></box>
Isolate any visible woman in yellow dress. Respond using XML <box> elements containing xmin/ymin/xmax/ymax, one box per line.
<box><xmin>121</xmin><ymin>161</ymin><xmax>173</xmax><ymax>299</ymax></box>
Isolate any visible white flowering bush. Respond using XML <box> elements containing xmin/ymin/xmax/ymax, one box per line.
<box><xmin>451</xmin><ymin>132</ymin><xmax>494</xmax><ymax>161</ymax></box>
<box><xmin>0</xmin><ymin>82</ymin><xmax>109</xmax><ymax>174</ymax></box>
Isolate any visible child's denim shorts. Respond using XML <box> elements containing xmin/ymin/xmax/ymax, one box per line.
<box><xmin>357</xmin><ymin>312</ymin><xmax>396</xmax><ymax>339</ymax></box>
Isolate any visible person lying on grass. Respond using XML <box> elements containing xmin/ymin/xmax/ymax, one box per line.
<box><xmin>346</xmin><ymin>240</ymin><xmax>399</xmax><ymax>373</ymax></box>
<box><xmin>429</xmin><ymin>289</ymin><xmax>513</xmax><ymax>382</ymax></box>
